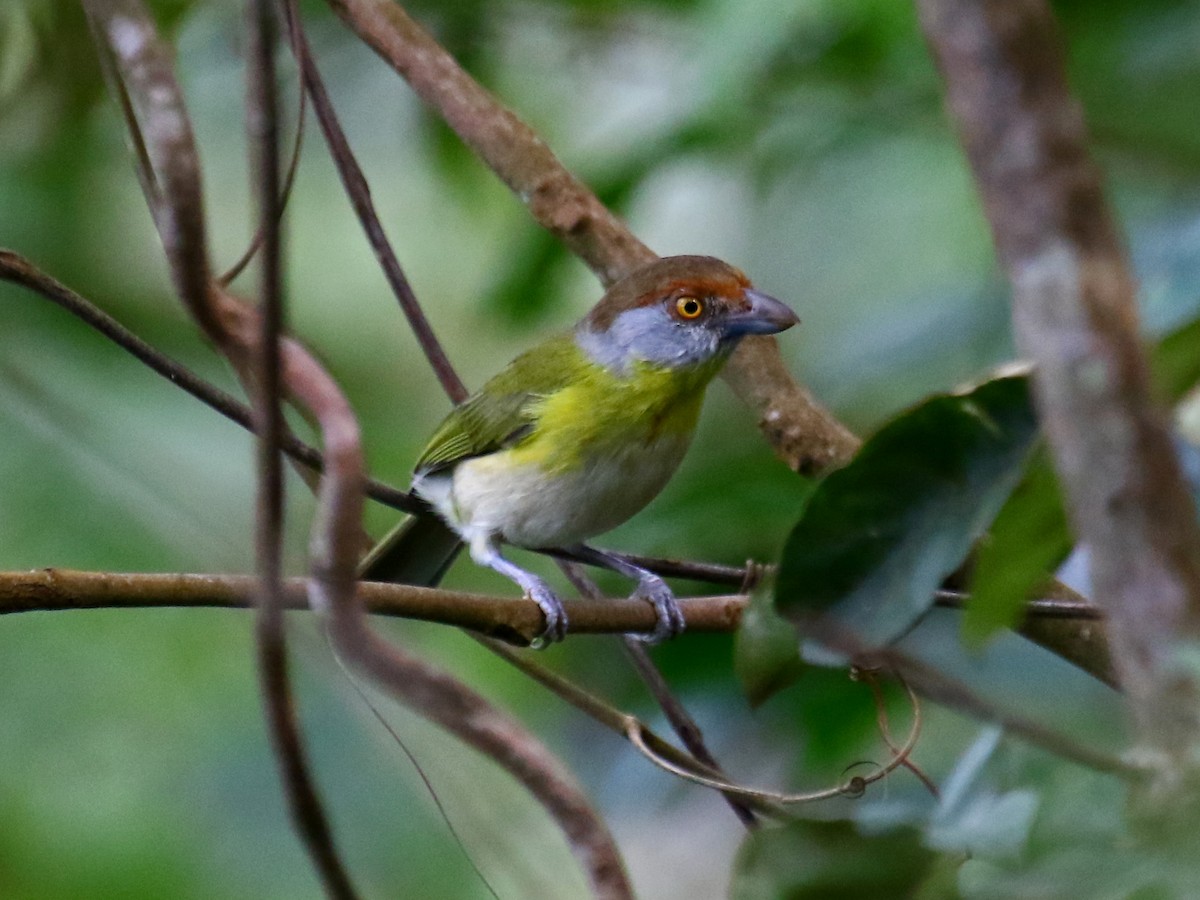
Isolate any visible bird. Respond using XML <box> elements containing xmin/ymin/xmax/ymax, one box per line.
<box><xmin>361</xmin><ymin>255</ymin><xmax>799</xmax><ymax>645</ymax></box>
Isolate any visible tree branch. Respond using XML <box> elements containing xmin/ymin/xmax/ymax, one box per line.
<box><xmin>0</xmin><ymin>569</ymin><xmax>742</xmax><ymax>637</ymax></box>
<box><xmin>323</xmin><ymin>0</ymin><xmax>860</xmax><ymax>475</ymax></box>
<box><xmin>918</xmin><ymin>0</ymin><xmax>1200</xmax><ymax>763</ymax></box>
<box><xmin>559</xmin><ymin>561</ymin><xmax>760</xmax><ymax>828</ymax></box>
<box><xmin>0</xmin><ymin>248</ymin><xmax>421</xmax><ymax>515</ymax></box>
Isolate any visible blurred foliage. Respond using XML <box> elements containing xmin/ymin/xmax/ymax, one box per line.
<box><xmin>3</xmin><ymin>0</ymin><xmax>1200</xmax><ymax>897</ymax></box>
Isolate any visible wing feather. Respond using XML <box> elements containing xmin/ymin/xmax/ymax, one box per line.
<box><xmin>414</xmin><ymin>336</ymin><xmax>582</xmax><ymax>475</ymax></box>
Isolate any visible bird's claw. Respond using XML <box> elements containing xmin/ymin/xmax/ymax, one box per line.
<box><xmin>630</xmin><ymin>574</ymin><xmax>685</xmax><ymax>644</ymax></box>
<box><xmin>526</xmin><ymin>579</ymin><xmax>568</xmax><ymax>649</ymax></box>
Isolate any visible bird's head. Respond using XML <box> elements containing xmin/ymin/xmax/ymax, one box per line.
<box><xmin>575</xmin><ymin>255</ymin><xmax>799</xmax><ymax>373</ymax></box>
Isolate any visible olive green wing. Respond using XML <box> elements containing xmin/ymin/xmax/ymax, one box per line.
<box><xmin>414</xmin><ymin>336</ymin><xmax>584</xmax><ymax>475</ymax></box>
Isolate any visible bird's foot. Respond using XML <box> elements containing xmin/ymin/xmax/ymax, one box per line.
<box><xmin>630</xmin><ymin>574</ymin><xmax>685</xmax><ymax>644</ymax></box>
<box><xmin>526</xmin><ymin>577</ymin><xmax>569</xmax><ymax>649</ymax></box>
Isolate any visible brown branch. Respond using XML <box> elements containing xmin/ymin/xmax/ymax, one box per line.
<box><xmin>1</xmin><ymin>567</ymin><xmax>1136</xmax><ymax>781</ymax></box>
<box><xmin>246</xmin><ymin>4</ymin><xmax>353</xmax><ymax>898</ymax></box>
<box><xmin>0</xmin><ymin>569</ymin><xmax>1106</xmax><ymax>638</ymax></box>
<box><xmin>918</xmin><ymin>0</ymin><xmax>1200</xmax><ymax>761</ymax></box>
<box><xmin>221</xmin><ymin>48</ymin><xmax>307</xmax><ymax>288</ymax></box>
<box><xmin>0</xmin><ymin>569</ymin><xmax>743</xmax><ymax>637</ymax></box>
<box><xmin>323</xmin><ymin>0</ymin><xmax>859</xmax><ymax>475</ymax></box>
<box><xmin>327</xmin><ymin>0</ymin><xmax>652</xmax><ymax>285</ymax></box>
<box><xmin>82</xmin><ymin>0</ymin><xmax>360</xmax><ymax>895</ymax></box>
<box><xmin>0</xmin><ymin>570</ymin><xmax>1112</xmax><ymax>687</ymax></box>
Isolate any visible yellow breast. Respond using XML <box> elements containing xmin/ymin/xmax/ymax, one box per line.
<box><xmin>445</xmin><ymin>359</ymin><xmax>721</xmax><ymax>548</ymax></box>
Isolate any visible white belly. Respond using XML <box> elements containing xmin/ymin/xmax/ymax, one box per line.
<box><xmin>413</xmin><ymin>434</ymin><xmax>692</xmax><ymax>549</ymax></box>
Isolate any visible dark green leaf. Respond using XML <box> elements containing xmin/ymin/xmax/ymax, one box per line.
<box><xmin>734</xmin><ymin>576</ymin><xmax>804</xmax><ymax>707</ymax></box>
<box><xmin>731</xmin><ymin>819</ymin><xmax>939</xmax><ymax>900</ymax></box>
<box><xmin>776</xmin><ymin>372</ymin><xmax>1039</xmax><ymax>647</ymax></box>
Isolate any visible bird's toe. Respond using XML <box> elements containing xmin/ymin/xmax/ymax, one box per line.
<box><xmin>631</xmin><ymin>575</ymin><xmax>685</xmax><ymax>644</ymax></box>
<box><xmin>527</xmin><ymin>580</ymin><xmax>568</xmax><ymax>648</ymax></box>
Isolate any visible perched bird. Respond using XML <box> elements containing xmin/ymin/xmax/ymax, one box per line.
<box><xmin>362</xmin><ymin>255</ymin><xmax>799</xmax><ymax>644</ymax></box>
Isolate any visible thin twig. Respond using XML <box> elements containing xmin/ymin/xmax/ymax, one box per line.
<box><xmin>247</xmin><ymin>4</ymin><xmax>354</xmax><ymax>897</ymax></box>
<box><xmin>558</xmin><ymin>561</ymin><xmax>759</xmax><ymax>828</ymax></box>
<box><xmin>854</xmin><ymin>667</ymin><xmax>939</xmax><ymax>797</ymax></box>
<box><xmin>282</xmin><ymin>1</ymin><xmax>466</xmax><ymax>403</ymax></box>
<box><xmin>221</xmin><ymin>50</ymin><xmax>307</xmax><ymax>287</ymax></box>
<box><xmin>625</xmin><ymin>677</ymin><xmax>926</xmax><ymax>804</ymax></box>
<box><xmin>327</xmin><ymin>645</ymin><xmax>503</xmax><ymax>900</ymax></box>
<box><xmin>0</xmin><ymin>248</ymin><xmax>420</xmax><ymax>515</ymax></box>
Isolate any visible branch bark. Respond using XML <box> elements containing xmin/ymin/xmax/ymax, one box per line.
<box><xmin>918</xmin><ymin>0</ymin><xmax>1200</xmax><ymax>764</ymax></box>
<box><xmin>0</xmin><ymin>569</ymin><xmax>743</xmax><ymax>637</ymax></box>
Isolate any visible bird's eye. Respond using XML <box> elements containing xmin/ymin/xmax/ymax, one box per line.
<box><xmin>675</xmin><ymin>296</ymin><xmax>704</xmax><ymax>320</ymax></box>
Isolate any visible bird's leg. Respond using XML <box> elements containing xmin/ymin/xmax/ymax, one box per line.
<box><xmin>569</xmin><ymin>545</ymin><xmax>686</xmax><ymax>643</ymax></box>
<box><xmin>468</xmin><ymin>534</ymin><xmax>567</xmax><ymax>646</ymax></box>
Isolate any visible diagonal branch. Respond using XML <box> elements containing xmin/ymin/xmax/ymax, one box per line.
<box><xmin>0</xmin><ymin>248</ymin><xmax>419</xmax><ymax>513</ymax></box>
<box><xmin>323</xmin><ymin>0</ymin><xmax>860</xmax><ymax>475</ymax></box>
<box><xmin>558</xmin><ymin>561</ymin><xmax>760</xmax><ymax>828</ymax></box>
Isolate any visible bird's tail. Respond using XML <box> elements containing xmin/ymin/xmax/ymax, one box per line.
<box><xmin>359</xmin><ymin>511</ymin><xmax>463</xmax><ymax>587</ymax></box>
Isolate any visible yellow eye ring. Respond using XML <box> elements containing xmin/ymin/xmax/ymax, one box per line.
<box><xmin>675</xmin><ymin>296</ymin><xmax>704</xmax><ymax>319</ymax></box>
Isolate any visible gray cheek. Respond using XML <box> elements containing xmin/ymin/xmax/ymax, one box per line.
<box><xmin>578</xmin><ymin>308</ymin><xmax>722</xmax><ymax>371</ymax></box>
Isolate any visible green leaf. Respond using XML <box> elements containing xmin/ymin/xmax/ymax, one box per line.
<box><xmin>963</xmin><ymin>450</ymin><xmax>1072</xmax><ymax>644</ymax></box>
<box><xmin>1153</xmin><ymin>314</ymin><xmax>1200</xmax><ymax>403</ymax></box>
<box><xmin>731</xmin><ymin>819</ymin><xmax>939</xmax><ymax>900</ymax></box>
<box><xmin>734</xmin><ymin>575</ymin><xmax>805</xmax><ymax>707</ymax></box>
<box><xmin>775</xmin><ymin>372</ymin><xmax>1039</xmax><ymax>648</ymax></box>
<box><xmin>965</xmin><ymin>310</ymin><xmax>1200</xmax><ymax>646</ymax></box>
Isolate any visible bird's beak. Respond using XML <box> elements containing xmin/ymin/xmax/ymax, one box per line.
<box><xmin>725</xmin><ymin>288</ymin><xmax>800</xmax><ymax>337</ymax></box>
